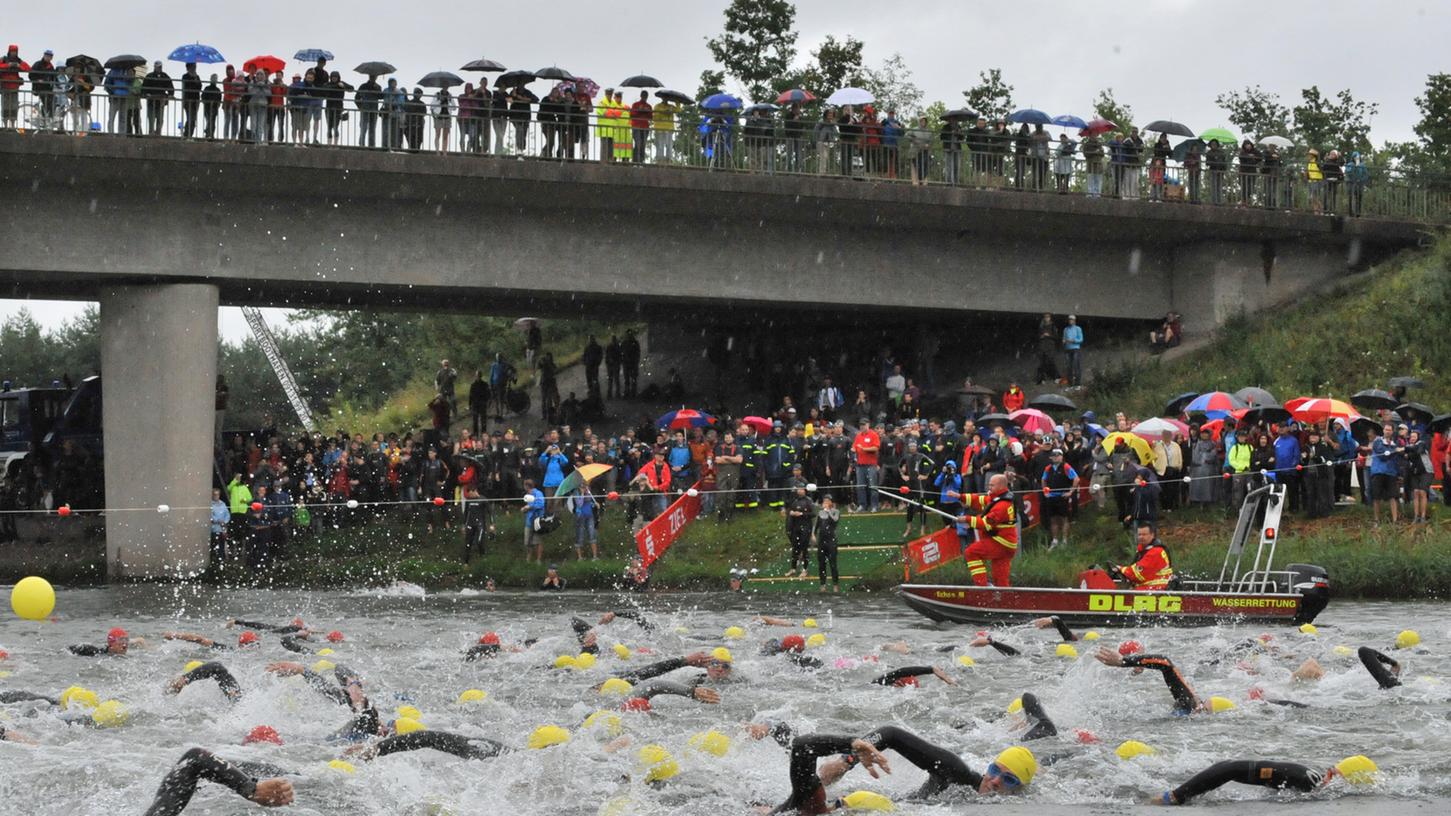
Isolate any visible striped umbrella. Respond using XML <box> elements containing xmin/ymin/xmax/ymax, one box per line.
<box><xmin>1008</xmin><ymin>408</ymin><xmax>1055</xmax><ymax>435</ymax></box>
<box><xmin>657</xmin><ymin>408</ymin><xmax>717</xmax><ymax>430</ymax></box>
<box><xmin>1290</xmin><ymin>398</ymin><xmax>1357</xmax><ymax>423</ymax></box>
<box><xmin>1184</xmin><ymin>391</ymin><xmax>1246</xmax><ymax>418</ymax></box>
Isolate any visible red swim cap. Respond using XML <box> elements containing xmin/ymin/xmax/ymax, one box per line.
<box><xmin>107</xmin><ymin>627</ymin><xmax>128</xmax><ymax>645</ymax></box>
<box><xmin>243</xmin><ymin>725</ymin><xmax>283</xmax><ymax>745</ymax></box>
<box><xmin>0</xmin><ymin>648</ymin><xmax>9</xmax><ymax>660</ymax></box>
<box><xmin>892</xmin><ymin>675</ymin><xmax>920</xmax><ymax>688</ymax></box>
<box><xmin>1118</xmin><ymin>640</ymin><xmax>1143</xmax><ymax>656</ymax></box>
<box><xmin>1248</xmin><ymin>686</ymin><xmax>1265</xmax><ymax>701</ymax></box>
<box><xmin>326</xmin><ymin>631</ymin><xmax>345</xmax><ymax>643</ymax></box>
<box><xmin>622</xmin><ymin>697</ymin><xmax>652</xmax><ymax>712</ymax></box>
<box><xmin>780</xmin><ymin>634</ymin><xmax>806</xmax><ymax>653</ymax></box>
<box><xmin>291</xmin><ymin>618</ymin><xmax>305</xmax><ymax>628</ymax></box>
<box><xmin>1074</xmin><ymin>729</ymin><xmax>1099</xmax><ymax>744</ymax></box>
<box><xmin>238</xmin><ymin>631</ymin><xmax>260</xmax><ymax>646</ymax></box>
<box><xmin>479</xmin><ymin>632</ymin><xmax>500</xmax><ymax>646</ymax></box>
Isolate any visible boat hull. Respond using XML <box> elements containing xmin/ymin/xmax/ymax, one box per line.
<box><xmin>898</xmin><ymin>583</ymin><xmax>1319</xmax><ymax>627</ymax></box>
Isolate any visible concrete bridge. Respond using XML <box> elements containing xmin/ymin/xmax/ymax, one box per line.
<box><xmin>0</xmin><ymin>133</ymin><xmax>1428</xmax><ymax>577</ymax></box>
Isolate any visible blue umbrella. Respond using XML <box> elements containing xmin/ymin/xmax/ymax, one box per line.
<box><xmin>1050</xmin><ymin>114</ymin><xmax>1087</xmax><ymax>130</ymax></box>
<box><xmin>1084</xmin><ymin>422</ymin><xmax>1109</xmax><ymax>439</ymax></box>
<box><xmin>1007</xmin><ymin>108</ymin><xmax>1052</xmax><ymax>125</ymax></box>
<box><xmin>167</xmin><ymin>43</ymin><xmax>226</xmax><ymax>64</ymax></box>
<box><xmin>700</xmin><ymin>92</ymin><xmax>742</xmax><ymax>111</ymax></box>
<box><xmin>295</xmin><ymin>49</ymin><xmax>335</xmax><ymax>62</ymax></box>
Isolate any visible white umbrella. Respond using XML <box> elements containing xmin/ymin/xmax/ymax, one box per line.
<box><xmin>1131</xmin><ymin>417</ymin><xmax>1180</xmax><ymax>438</ymax></box>
<box><xmin>825</xmin><ymin>87</ymin><xmax>874</xmax><ymax>106</ymax></box>
<box><xmin>1257</xmin><ymin>135</ymin><xmax>1294</xmax><ymax>149</ymax></box>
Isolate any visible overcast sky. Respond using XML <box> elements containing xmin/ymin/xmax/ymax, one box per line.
<box><xmin>4</xmin><ymin>0</ymin><xmax>1447</xmax><ymax>340</ymax></box>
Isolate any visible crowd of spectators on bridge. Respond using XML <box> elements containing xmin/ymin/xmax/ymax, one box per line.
<box><xmin>0</xmin><ymin>44</ymin><xmax>1386</xmax><ymax>216</ymax></box>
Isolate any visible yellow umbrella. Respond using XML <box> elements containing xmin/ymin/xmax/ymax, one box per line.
<box><xmin>556</xmin><ymin>463</ymin><xmax>614</xmax><ymax>497</ymax></box>
<box><xmin>1101</xmin><ymin>432</ymin><xmax>1153</xmax><ymax>465</ymax></box>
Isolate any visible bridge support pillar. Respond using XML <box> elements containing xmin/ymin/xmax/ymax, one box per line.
<box><xmin>100</xmin><ymin>284</ymin><xmax>219</xmax><ymax>579</ymax></box>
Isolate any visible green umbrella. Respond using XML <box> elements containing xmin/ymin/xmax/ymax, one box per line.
<box><xmin>1199</xmin><ymin>127</ymin><xmax>1238</xmax><ymax>146</ymax></box>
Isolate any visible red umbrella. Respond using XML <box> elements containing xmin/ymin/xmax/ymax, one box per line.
<box><xmin>1200</xmin><ymin>419</ymin><xmax>1225</xmax><ymax>441</ymax></box>
<box><xmin>741</xmin><ymin>416</ymin><xmax>774</xmax><ymax>436</ymax></box>
<box><xmin>243</xmin><ymin>55</ymin><xmax>286</xmax><ymax>74</ymax></box>
<box><xmin>1283</xmin><ymin>396</ymin><xmax>1312</xmax><ymax>413</ymax></box>
<box><xmin>1079</xmin><ymin>117</ymin><xmax>1116</xmax><ymax>136</ymax></box>
<box><xmin>1290</xmin><ymin>398</ymin><xmax>1357</xmax><ymax>423</ymax></box>
<box><xmin>1008</xmin><ymin>408</ymin><xmax>1055</xmax><ymax>435</ymax></box>
<box><xmin>656</xmin><ymin>409</ymin><xmax>716</xmax><ymax>430</ymax></box>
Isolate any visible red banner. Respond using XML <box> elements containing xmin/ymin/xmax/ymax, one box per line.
<box><xmin>904</xmin><ymin>527</ymin><xmax>962</xmax><ymax>577</ymax></box>
<box><xmin>1019</xmin><ymin>493</ymin><xmax>1041</xmax><ymax>530</ymax></box>
<box><xmin>636</xmin><ymin>482</ymin><xmax>702</xmax><ymax>569</ymax></box>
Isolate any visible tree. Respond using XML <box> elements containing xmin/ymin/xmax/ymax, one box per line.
<box><xmin>962</xmin><ymin>68</ymin><xmax>1013</xmax><ymax>122</ymax></box>
<box><xmin>797</xmin><ymin>35</ymin><xmax>864</xmax><ymax>96</ymax></box>
<box><xmin>1292</xmin><ymin>86</ymin><xmax>1378</xmax><ymax>153</ymax></box>
<box><xmin>1091</xmin><ymin>87</ymin><xmax>1134</xmax><ymax>133</ymax></box>
<box><xmin>862</xmin><ymin>53</ymin><xmax>923</xmax><ymax>118</ymax></box>
<box><xmin>706</xmin><ymin>0</ymin><xmax>798</xmax><ymax>103</ymax></box>
<box><xmin>1214</xmin><ymin>85</ymin><xmax>1292</xmax><ymax>140</ymax></box>
<box><xmin>1409</xmin><ymin>73</ymin><xmax>1451</xmax><ymax>169</ymax></box>
<box><xmin>696</xmin><ymin>69</ymin><xmax>726</xmax><ymax>101</ymax></box>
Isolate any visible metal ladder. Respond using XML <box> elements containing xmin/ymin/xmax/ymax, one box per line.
<box><xmin>240</xmin><ymin>307</ymin><xmax>316</xmax><ymax>433</ymax></box>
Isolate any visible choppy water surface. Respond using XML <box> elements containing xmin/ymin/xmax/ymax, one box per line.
<box><xmin>2</xmin><ymin>587</ymin><xmax>1451</xmax><ymax>815</ymax></box>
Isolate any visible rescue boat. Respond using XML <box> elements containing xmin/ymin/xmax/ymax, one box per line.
<box><xmin>898</xmin><ymin>485</ymin><xmax>1330</xmax><ymax>628</ymax></box>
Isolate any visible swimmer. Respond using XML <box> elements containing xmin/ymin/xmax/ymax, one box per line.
<box><xmin>1357</xmin><ymin>646</ymin><xmax>1402</xmax><ymax>690</ymax></box>
<box><xmin>870</xmin><ymin>666</ymin><xmax>957</xmax><ymax>688</ymax></box>
<box><xmin>571</xmin><ymin>611</ymin><xmax>656</xmax><ymax>654</ymax></box>
<box><xmin>163</xmin><ymin>631</ymin><xmax>259</xmax><ymax>651</ymax></box>
<box><xmin>611</xmin><ymin>652</ymin><xmax>734</xmax><ymax>685</ymax></box>
<box><xmin>226</xmin><ymin>617</ymin><xmax>308</xmax><ymax>635</ymax></box>
<box><xmin>0</xmin><ymin>722</ymin><xmax>38</xmax><ymax>744</ymax></box>
<box><xmin>1151</xmin><ymin>756</ymin><xmax>1376</xmax><ymax>805</ymax></box>
<box><xmin>1032</xmin><ymin>616</ymin><xmax>1080</xmax><ymax>642</ymax></box>
<box><xmin>0</xmin><ymin>690</ymin><xmax>59</xmax><ymax>706</ymax></box>
<box><xmin>349</xmin><ymin>730</ymin><xmax>512</xmax><ymax>761</ymax></box>
<box><xmin>624</xmin><ymin>679</ymin><xmax>722</xmax><ymax>708</ymax></box>
<box><xmin>265</xmin><ymin>661</ymin><xmax>369</xmax><ymax>711</ymax></box>
<box><xmin>762</xmin><ymin>636</ymin><xmax>824</xmax><ymax>669</ymax></box>
<box><xmin>754</xmin><ymin>616</ymin><xmax>797</xmax><ymax>627</ymax></box>
<box><xmin>165</xmin><ymin>662</ymin><xmax>243</xmax><ymax>702</ymax></box>
<box><xmin>960</xmin><ymin>617</ymin><xmax>1080</xmax><ymax>657</ymax></box>
<box><xmin>69</xmin><ymin>627</ymin><xmax>138</xmax><ymax>656</ymax></box>
<box><xmin>142</xmin><ymin>747</ymin><xmax>293</xmax><ymax>816</ymax></box>
<box><xmin>462</xmin><ymin>632</ymin><xmax>534</xmax><ymax>661</ymax></box>
<box><xmin>1094</xmin><ymin>647</ymin><xmax>1202</xmax><ymax>714</ymax></box>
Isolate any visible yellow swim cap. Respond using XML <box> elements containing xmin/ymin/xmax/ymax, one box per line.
<box><xmin>1333</xmin><ymin>645</ymin><xmax>1354</xmax><ymax>657</ymax></box>
<box><xmin>583</xmin><ymin>710</ymin><xmax>624</xmax><ymax>738</ymax></box>
<box><xmin>1334</xmin><ymin>755</ymin><xmax>1378</xmax><ymax>784</ymax></box>
<box><xmin>1083</xmin><ymin>631</ymin><xmax>1101</xmax><ymax>641</ymax></box>
<box><xmin>1115</xmin><ymin>740</ymin><xmax>1156</xmax><ymax>760</ymax></box>
<box><xmin>328</xmin><ymin>759</ymin><xmax>356</xmax><ymax>774</ymax></box>
<box><xmin>806</xmin><ymin>634</ymin><xmax>827</xmax><ymax>648</ymax></box>
<box><xmin>638</xmin><ymin>744</ymin><xmax>679</xmax><ymax>782</ymax></box>
<box><xmin>457</xmin><ymin>689</ymin><xmax>487</xmax><ymax>704</ymax></box>
<box><xmin>841</xmin><ymin>790</ymin><xmax>896</xmax><ymax>811</ymax></box>
<box><xmin>183</xmin><ymin>660</ymin><xmax>204</xmax><ymax>674</ymax></box>
<box><xmin>575</xmin><ymin>652</ymin><xmax>597</xmax><ymax>669</ymax></box>
<box><xmin>711</xmin><ymin>647</ymin><xmax>733</xmax><ymax>663</ymax></box>
<box><xmin>598</xmin><ymin>796</ymin><xmax>633</xmax><ymax>816</ymax></box>
<box><xmin>528</xmin><ymin>725</ymin><xmax>570</xmax><ymax>749</ymax></box>
<box><xmin>1056</xmin><ymin>643</ymin><xmax>1079</xmax><ymax>659</ymax></box>
<box><xmin>957</xmin><ymin>655</ymin><xmax>976</xmax><ymax>667</ymax></box>
<box><xmin>396</xmin><ymin>705</ymin><xmax>422</xmax><ymax>721</ymax></box>
<box><xmin>317</xmin><ymin>647</ymin><xmax>335</xmax><ymax>656</ymax></box>
<box><xmin>91</xmin><ymin>700</ymin><xmax>129</xmax><ymax>728</ymax></box>
<box><xmin>554</xmin><ymin>654</ymin><xmax>579</xmax><ymax>669</ymax></box>
<box><xmin>993</xmin><ymin>746</ymin><xmax>1037</xmax><ymax>786</ymax></box>
<box><xmin>311</xmin><ymin>659</ymin><xmax>336</xmax><ymax>673</ymax></box>
<box><xmin>1006</xmin><ymin>697</ymin><xmax>1023</xmax><ymax>714</ymax></box>
<box><xmin>60</xmin><ymin>686</ymin><xmax>99</xmax><ymax>711</ymax></box>
<box><xmin>613</xmin><ymin>643</ymin><xmax>632</xmax><ymax>660</ymax></box>
<box><xmin>1209</xmin><ymin>696</ymin><xmax>1236</xmax><ymax>713</ymax></box>
<box><xmin>688</xmin><ymin>730</ymin><xmax>731</xmax><ymax>757</ymax></box>
<box><xmin>599</xmin><ymin>678</ymin><xmax>634</xmax><ymax>696</ymax></box>
<box><xmin>1299</xmin><ymin>623</ymin><xmax>1318</xmax><ymax>636</ymax></box>
<box><xmin>1396</xmin><ymin>630</ymin><xmax>1421</xmax><ymax>650</ymax></box>
<box><xmin>804</xmin><ymin>618</ymin><xmax>819</xmax><ymax>628</ymax></box>
<box><xmin>724</xmin><ymin>626</ymin><xmax>746</xmax><ymax>640</ymax></box>
<box><xmin>394</xmin><ymin>716</ymin><xmax>426</xmax><ymax>735</ymax></box>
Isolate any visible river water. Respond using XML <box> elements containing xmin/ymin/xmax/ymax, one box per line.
<box><xmin>2</xmin><ymin>586</ymin><xmax>1450</xmax><ymax>815</ymax></box>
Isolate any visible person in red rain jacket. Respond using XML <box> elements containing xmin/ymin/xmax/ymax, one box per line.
<box><xmin>950</xmin><ymin>473</ymin><xmax>1019</xmax><ymax>586</ymax></box>
<box><xmin>1002</xmin><ymin>383</ymin><xmax>1026</xmax><ymax>412</ymax></box>
<box><xmin>1116</xmin><ymin>524</ymin><xmax>1174</xmax><ymax>590</ymax></box>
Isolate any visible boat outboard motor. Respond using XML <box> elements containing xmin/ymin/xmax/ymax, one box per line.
<box><xmin>1289</xmin><ymin>563</ymin><xmax>1330</xmax><ymax>624</ymax></box>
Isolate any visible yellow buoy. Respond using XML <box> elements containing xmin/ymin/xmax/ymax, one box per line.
<box><xmin>10</xmin><ymin>575</ymin><xmax>56</xmax><ymax>621</ymax></box>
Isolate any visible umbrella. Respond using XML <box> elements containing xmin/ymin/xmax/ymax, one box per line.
<box><xmin>1143</xmin><ymin>119</ymin><xmax>1195</xmax><ymax>137</ymax></box>
<box><xmin>621</xmin><ymin>74</ymin><xmax>663</xmax><ymax>88</ymax></box>
<box><xmin>62</xmin><ymin>54</ymin><xmax>103</xmax><ymax>78</ymax></box>
<box><xmin>1007</xmin><ymin>108</ymin><xmax>1052</xmax><ymax>125</ymax></box>
<box><xmin>1240</xmin><ymin>405</ymin><xmax>1292</xmax><ymax>426</ymax></box>
<box><xmin>1283</xmin><ymin>396</ymin><xmax>1311</xmax><ymax>413</ymax></box>
<box><xmin>1396</xmin><ymin>403</ymin><xmax>1436</xmax><ymax>426</ymax></box>
<box><xmin>294</xmin><ymin>49</ymin><xmax>334</xmax><ymax>62</ymax></box>
<box><xmin>1164</xmin><ymin>392</ymin><xmax>1200</xmax><ymax>416</ymax></box>
<box><xmin>1050</xmin><ymin>114</ymin><xmax>1088</xmax><ymax>130</ymax></box>
<box><xmin>1079</xmin><ymin>117</ymin><xmax>1115</xmax><ymax>136</ymax></box>
<box><xmin>942</xmin><ymin>108</ymin><xmax>979</xmax><ymax>121</ymax></box>
<box><xmin>104</xmin><ymin>54</ymin><xmax>148</xmax><ymax>70</ymax></box>
<box><xmin>741</xmin><ymin>416</ymin><xmax>774</xmax><ymax>436</ymax></box>
<box><xmin>512</xmin><ymin>317</ymin><xmax>540</xmax><ymax>330</ymax></box>
<box><xmin>555</xmin><ymin>463</ymin><xmax>613</xmax><ymax>498</ymax></box>
<box><xmin>1430</xmin><ymin>414</ymin><xmax>1451</xmax><ymax>434</ymax></box>
<box><xmin>960</xmin><ymin>384</ymin><xmax>995</xmax><ymax>396</ymax></box>
<box><xmin>1199</xmin><ymin>127</ymin><xmax>1238</xmax><ymax>145</ymax></box>
<box><xmin>1084</xmin><ymin>423</ymin><xmax>1110</xmax><ymax>439</ymax></box>
<box><xmin>976</xmin><ymin>413</ymin><xmax>1013</xmax><ymax>428</ymax></box>
<box><xmin>700</xmin><ymin>92</ymin><xmax>742</xmax><ymax>111</ymax></box>
<box><xmin>497</xmin><ymin>69</ymin><xmax>536</xmax><ymax>86</ymax></box>
<box><xmin>1028</xmin><ymin>393</ymin><xmax>1077</xmax><ymax>413</ymax></box>
<box><xmin>1200</xmin><ymin>419</ymin><xmax>1226</xmax><ymax>441</ymax></box>
<box><xmin>461</xmin><ymin>58</ymin><xmax>506</xmax><ymax>72</ymax></box>
<box><xmin>1350</xmin><ymin>389</ymin><xmax>1399</xmax><ymax>411</ymax></box>
<box><xmin>354</xmin><ymin>61</ymin><xmax>396</xmax><ymax>76</ymax></box>
<box><xmin>557</xmin><ymin>78</ymin><xmax>600</xmax><ymax>98</ymax></box>
<box><xmin>825</xmin><ymin>87</ymin><xmax>873</xmax><ymax>106</ymax></box>
<box><xmin>1132</xmin><ymin>418</ymin><xmax>1181</xmax><ymax>439</ymax></box>
<box><xmin>776</xmin><ymin>89</ymin><xmax>817</xmax><ymax>105</ymax></box>
<box><xmin>657</xmin><ymin>409</ymin><xmax>717</xmax><ymax>430</ymax></box>
<box><xmin>419</xmin><ymin>71</ymin><xmax>464</xmax><ymax>89</ymax></box>
<box><xmin>242</xmin><ymin>55</ymin><xmax>286</xmax><ymax>74</ymax></box>
<box><xmin>1346</xmin><ymin>416</ymin><xmax>1380</xmax><ymax>443</ymax></box>
<box><xmin>535</xmin><ymin>66</ymin><xmax>574</xmax><ymax>81</ymax></box>
<box><xmin>657</xmin><ymin>89</ymin><xmax>693</xmax><ymax>105</ymax></box>
<box><xmin>1171</xmin><ymin>138</ymin><xmax>1207</xmax><ymax>162</ymax></box>
<box><xmin>1186</xmin><ymin>392</ymin><xmax>1247</xmax><ymax>418</ymax></box>
<box><xmin>1291</xmin><ymin>398</ymin><xmax>1357</xmax><ymax>423</ymax></box>
<box><xmin>1009</xmin><ymin>409</ymin><xmax>1056</xmax><ymax>435</ymax></box>
<box><xmin>168</xmin><ymin>43</ymin><xmax>225</xmax><ymax>64</ymax></box>
<box><xmin>1257</xmin><ymin>135</ymin><xmax>1294</xmax><ymax>149</ymax></box>
<box><xmin>1102</xmin><ymin>432</ymin><xmax>1153</xmax><ymax>465</ymax></box>
<box><xmin>1234</xmin><ymin>387</ymin><xmax>1277</xmax><ymax>407</ymax></box>
<box><xmin>742</xmin><ymin>103</ymin><xmax>779</xmax><ymax>115</ymax></box>
<box><xmin>1388</xmin><ymin>376</ymin><xmax>1425</xmax><ymax>390</ymax></box>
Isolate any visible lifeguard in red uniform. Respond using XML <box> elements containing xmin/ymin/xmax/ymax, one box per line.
<box><xmin>1116</xmin><ymin>525</ymin><xmax>1174</xmax><ymax>590</ymax></box>
<box><xmin>953</xmin><ymin>473</ymin><xmax>1019</xmax><ymax>587</ymax></box>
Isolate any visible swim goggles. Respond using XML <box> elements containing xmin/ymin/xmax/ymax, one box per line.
<box><xmin>985</xmin><ymin>762</ymin><xmax>1021</xmax><ymax>790</ymax></box>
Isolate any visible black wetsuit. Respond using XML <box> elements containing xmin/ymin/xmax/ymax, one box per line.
<box><xmin>0</xmin><ymin>690</ymin><xmax>58</xmax><ymax>705</ymax></box>
<box><xmin>1118</xmin><ymin>654</ymin><xmax>1199</xmax><ymax>714</ymax></box>
<box><xmin>1042</xmin><ymin>616</ymin><xmax>1078</xmax><ymax>642</ymax></box>
<box><xmin>280</xmin><ymin>635</ymin><xmax>312</xmax><ymax>654</ymax></box>
<box><xmin>1167</xmin><ymin>760</ymin><xmax>1322</xmax><ymax>804</ymax></box>
<box><xmin>374</xmin><ymin>730</ymin><xmax>511</xmax><ymax>760</ymax></box>
<box><xmin>231</xmin><ymin>619</ymin><xmax>306</xmax><ymax>634</ymax></box>
<box><xmin>628</xmin><ymin>679</ymin><xmax>704</xmax><ymax>705</ymax></box>
<box><xmin>175</xmin><ymin>662</ymin><xmax>242</xmax><ymax>702</ymax></box>
<box><xmin>143</xmin><ymin>748</ymin><xmax>290</xmax><ymax>816</ymax></box>
<box><xmin>872</xmin><ymin>666</ymin><xmax>937</xmax><ymax>686</ymax></box>
<box><xmin>67</xmin><ymin>644</ymin><xmax>114</xmax><ymax>656</ymax></box>
<box><xmin>464</xmin><ymin>643</ymin><xmax>502</xmax><ymax>661</ymax></box>
<box><xmin>1358</xmin><ymin>646</ymin><xmax>1402</xmax><ymax>689</ymax></box>
<box><xmin>330</xmin><ymin>706</ymin><xmax>381</xmax><ymax>742</ymax></box>
<box><xmin>615</xmin><ymin>656</ymin><xmax>698</xmax><ymax>684</ymax></box>
<box><xmin>773</xmin><ymin>725</ymin><xmax>985</xmax><ymax>813</ymax></box>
